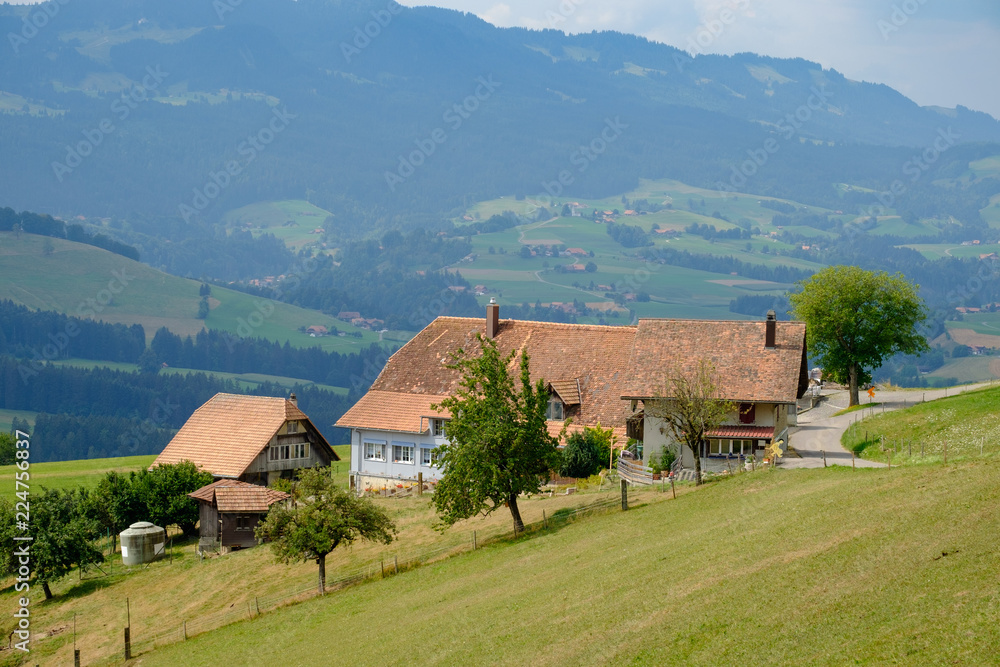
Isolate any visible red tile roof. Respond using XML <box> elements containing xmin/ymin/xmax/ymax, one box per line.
<box><xmin>153</xmin><ymin>393</ymin><xmax>335</xmax><ymax>479</ymax></box>
<box><xmin>336</xmin><ymin>317</ymin><xmax>637</xmax><ymax>440</ymax></box>
<box><xmin>622</xmin><ymin>319</ymin><xmax>807</xmax><ymax>403</ymax></box>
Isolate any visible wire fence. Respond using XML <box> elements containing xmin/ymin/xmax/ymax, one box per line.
<box><xmin>47</xmin><ymin>493</ymin><xmax>626</xmax><ymax>664</ymax></box>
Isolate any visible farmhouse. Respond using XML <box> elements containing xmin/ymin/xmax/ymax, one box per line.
<box><xmin>622</xmin><ymin>312</ymin><xmax>808</xmax><ymax>468</ymax></box>
<box><xmin>336</xmin><ymin>302</ymin><xmax>807</xmax><ymax>489</ymax></box>
<box><xmin>153</xmin><ymin>393</ymin><xmax>339</xmax><ymax>484</ymax></box>
<box><xmin>189</xmin><ymin>480</ymin><xmax>289</xmax><ymax>553</ymax></box>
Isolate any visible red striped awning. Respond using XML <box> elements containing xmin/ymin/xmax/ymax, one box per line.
<box><xmin>705</xmin><ymin>426</ymin><xmax>775</xmax><ymax>439</ymax></box>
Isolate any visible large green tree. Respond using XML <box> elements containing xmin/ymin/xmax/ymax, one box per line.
<box><xmin>433</xmin><ymin>334</ymin><xmax>561</xmax><ymax>533</ymax></box>
<box><xmin>790</xmin><ymin>265</ymin><xmax>928</xmax><ymax>406</ymax></box>
<box><xmin>256</xmin><ymin>467</ymin><xmax>396</xmax><ymax>594</ymax></box>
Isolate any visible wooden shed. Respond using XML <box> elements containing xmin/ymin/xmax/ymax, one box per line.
<box><xmin>189</xmin><ymin>480</ymin><xmax>289</xmax><ymax>553</ymax></box>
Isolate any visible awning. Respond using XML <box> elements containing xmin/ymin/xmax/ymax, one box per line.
<box><xmin>705</xmin><ymin>426</ymin><xmax>775</xmax><ymax>439</ymax></box>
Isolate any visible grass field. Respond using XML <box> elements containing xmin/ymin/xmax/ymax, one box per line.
<box><xmin>132</xmin><ymin>461</ymin><xmax>1000</xmax><ymax>666</ymax></box>
<box><xmin>1</xmin><ymin>464</ymin><xmax>659</xmax><ymax>665</ymax></box>
<box><xmin>0</xmin><ymin>231</ymin><xmax>385</xmax><ymax>352</ymax></box>
<box><xmin>901</xmin><ymin>242</ymin><xmax>1000</xmax><ymax>261</ymax></box>
<box><xmin>0</xmin><ymin>455</ymin><xmax>156</xmax><ymax>503</ymax></box>
<box><xmin>924</xmin><ymin>356</ymin><xmax>1000</xmax><ymax>384</ymax></box>
<box><xmin>223</xmin><ymin>200</ymin><xmax>335</xmax><ymax>253</ymax></box>
<box><xmin>842</xmin><ymin>385</ymin><xmax>1000</xmax><ymax>466</ymax></box>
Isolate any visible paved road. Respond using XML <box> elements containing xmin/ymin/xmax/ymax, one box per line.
<box><xmin>783</xmin><ymin>382</ymin><xmax>995</xmax><ymax>469</ymax></box>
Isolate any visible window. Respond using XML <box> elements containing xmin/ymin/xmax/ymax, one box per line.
<box><xmin>269</xmin><ymin>444</ymin><xmax>291</xmax><ymax>461</ymax></box>
<box><xmin>431</xmin><ymin>419</ymin><xmax>448</xmax><ymax>436</ymax></box>
<box><xmin>292</xmin><ymin>443</ymin><xmax>309</xmax><ymax>459</ymax></box>
<box><xmin>738</xmin><ymin>403</ymin><xmax>756</xmax><ymax>424</ymax></box>
<box><xmin>393</xmin><ymin>443</ymin><xmax>414</xmax><ymax>464</ymax></box>
<box><xmin>287</xmin><ymin>421</ymin><xmax>299</xmax><ymax>434</ymax></box>
<box><xmin>235</xmin><ymin>515</ymin><xmax>252</xmax><ymax>531</ymax></box>
<box><xmin>421</xmin><ymin>447</ymin><xmax>438</xmax><ymax>466</ymax></box>
<box><xmin>546</xmin><ymin>397</ymin><xmax>564</xmax><ymax>421</ymax></box>
<box><xmin>364</xmin><ymin>441</ymin><xmax>386</xmax><ymax>461</ymax></box>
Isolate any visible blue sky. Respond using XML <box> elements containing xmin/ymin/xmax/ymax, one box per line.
<box><xmin>398</xmin><ymin>0</ymin><xmax>1000</xmax><ymax>119</ymax></box>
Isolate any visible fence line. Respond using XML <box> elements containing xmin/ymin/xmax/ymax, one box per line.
<box><xmin>43</xmin><ymin>494</ymin><xmax>626</xmax><ymax>663</ymax></box>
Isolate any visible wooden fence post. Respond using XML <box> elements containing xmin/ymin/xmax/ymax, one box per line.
<box><xmin>124</xmin><ymin>627</ymin><xmax>131</xmax><ymax>661</ymax></box>
<box><xmin>822</xmin><ymin>450</ymin><xmax>827</xmax><ymax>468</ymax></box>
<box><xmin>670</xmin><ymin>476</ymin><xmax>676</xmax><ymax>500</ymax></box>
<box><xmin>620</xmin><ymin>479</ymin><xmax>628</xmax><ymax>511</ymax></box>
<box><xmin>542</xmin><ymin>510</ymin><xmax>547</xmax><ymax>529</ymax></box>
<box><xmin>417</xmin><ymin>472</ymin><xmax>423</xmax><ymax>496</ymax></box>
<box><xmin>394</xmin><ymin>555</ymin><xmax>398</xmax><ymax>575</ymax></box>
<box><xmin>851</xmin><ymin>450</ymin><xmax>855</xmax><ymax>469</ymax></box>
<box><xmin>473</xmin><ymin>531</ymin><xmax>477</xmax><ymax>551</ymax></box>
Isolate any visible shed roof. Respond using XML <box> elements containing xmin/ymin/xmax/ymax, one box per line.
<box><xmin>188</xmin><ymin>479</ymin><xmax>289</xmax><ymax>512</ymax></box>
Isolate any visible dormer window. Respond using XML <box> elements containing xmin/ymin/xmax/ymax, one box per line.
<box><xmin>431</xmin><ymin>418</ymin><xmax>448</xmax><ymax>436</ymax></box>
<box><xmin>546</xmin><ymin>397</ymin><xmax>565</xmax><ymax>421</ymax></box>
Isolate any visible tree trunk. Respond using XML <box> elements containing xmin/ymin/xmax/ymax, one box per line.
<box><xmin>691</xmin><ymin>439</ymin><xmax>703</xmax><ymax>486</ymax></box>
<box><xmin>317</xmin><ymin>554</ymin><xmax>326</xmax><ymax>594</ymax></box>
<box><xmin>42</xmin><ymin>581</ymin><xmax>53</xmax><ymax>600</ymax></box>
<box><xmin>507</xmin><ymin>493</ymin><xmax>524</xmax><ymax>533</ymax></box>
<box><xmin>849</xmin><ymin>364</ymin><xmax>859</xmax><ymax>407</ymax></box>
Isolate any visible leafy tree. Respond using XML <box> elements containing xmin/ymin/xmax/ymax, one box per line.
<box><xmin>196</xmin><ymin>296</ymin><xmax>210</xmax><ymax>319</ymax></box>
<box><xmin>790</xmin><ymin>266</ymin><xmax>928</xmax><ymax>406</ymax></box>
<box><xmin>6</xmin><ymin>488</ymin><xmax>104</xmax><ymax>599</ymax></box>
<box><xmin>0</xmin><ymin>432</ymin><xmax>15</xmax><ymax>466</ymax></box>
<box><xmin>643</xmin><ymin>359</ymin><xmax>735</xmax><ymax>485</ymax></box>
<box><xmin>256</xmin><ymin>467</ymin><xmax>396</xmax><ymax>593</ymax></box>
<box><xmin>137</xmin><ymin>348</ymin><xmax>161</xmax><ymax>374</ymax></box>
<box><xmin>433</xmin><ymin>335</ymin><xmax>561</xmax><ymax>532</ymax></box>
<box><xmin>10</xmin><ymin>416</ymin><xmax>31</xmax><ymax>436</ymax></box>
<box><xmin>585</xmin><ymin>261</ymin><xmax>598</xmax><ymax>273</ymax></box>
<box><xmin>559</xmin><ymin>426</ymin><xmax>612</xmax><ymax>478</ymax></box>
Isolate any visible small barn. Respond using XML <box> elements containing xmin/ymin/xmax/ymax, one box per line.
<box><xmin>189</xmin><ymin>480</ymin><xmax>289</xmax><ymax>553</ymax></box>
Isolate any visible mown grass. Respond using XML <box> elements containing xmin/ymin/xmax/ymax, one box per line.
<box><xmin>0</xmin><ymin>455</ymin><xmax>156</xmax><ymax>503</ymax></box>
<box><xmin>134</xmin><ymin>462</ymin><xmax>1000</xmax><ymax>666</ymax></box>
<box><xmin>842</xmin><ymin>385</ymin><xmax>1000</xmax><ymax>465</ymax></box>
<box><xmin>0</xmin><ymin>475</ymin><xmax>660</xmax><ymax>666</ymax></box>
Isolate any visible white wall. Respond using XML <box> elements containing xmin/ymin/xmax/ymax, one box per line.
<box><xmin>351</xmin><ymin>428</ymin><xmax>445</xmax><ymax>488</ymax></box>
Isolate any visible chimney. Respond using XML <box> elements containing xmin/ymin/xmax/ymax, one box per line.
<box><xmin>486</xmin><ymin>297</ymin><xmax>499</xmax><ymax>339</ymax></box>
<box><xmin>289</xmin><ymin>392</ymin><xmax>297</xmax><ymax>406</ymax></box>
<box><xmin>765</xmin><ymin>310</ymin><xmax>776</xmax><ymax>349</ymax></box>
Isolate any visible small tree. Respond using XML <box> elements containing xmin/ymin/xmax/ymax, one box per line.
<box><xmin>433</xmin><ymin>334</ymin><xmax>561</xmax><ymax>533</ymax></box>
<box><xmin>0</xmin><ymin>432</ymin><xmax>16</xmax><ymax>466</ymax></box>
<box><xmin>256</xmin><ymin>467</ymin><xmax>396</xmax><ymax>594</ymax></box>
<box><xmin>559</xmin><ymin>426</ymin><xmax>612</xmax><ymax>479</ymax></box>
<box><xmin>644</xmin><ymin>359</ymin><xmax>735</xmax><ymax>485</ymax></box>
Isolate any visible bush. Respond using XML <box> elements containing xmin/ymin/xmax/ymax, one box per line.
<box><xmin>559</xmin><ymin>426</ymin><xmax>612</xmax><ymax>478</ymax></box>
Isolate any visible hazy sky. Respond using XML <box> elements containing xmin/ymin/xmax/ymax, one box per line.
<box><xmin>398</xmin><ymin>0</ymin><xmax>1000</xmax><ymax>119</ymax></box>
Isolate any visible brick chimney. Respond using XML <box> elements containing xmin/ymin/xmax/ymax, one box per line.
<box><xmin>289</xmin><ymin>392</ymin><xmax>297</xmax><ymax>406</ymax></box>
<box><xmin>486</xmin><ymin>297</ymin><xmax>499</xmax><ymax>339</ymax></box>
<box><xmin>765</xmin><ymin>310</ymin><xmax>776</xmax><ymax>349</ymax></box>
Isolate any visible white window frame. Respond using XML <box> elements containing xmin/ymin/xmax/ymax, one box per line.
<box><xmin>364</xmin><ymin>441</ymin><xmax>386</xmax><ymax>461</ymax></box>
<box><xmin>287</xmin><ymin>420</ymin><xmax>299</xmax><ymax>434</ymax></box>
<box><xmin>420</xmin><ymin>447</ymin><xmax>437</xmax><ymax>466</ymax></box>
<box><xmin>292</xmin><ymin>443</ymin><xmax>309</xmax><ymax>459</ymax></box>
<box><xmin>393</xmin><ymin>443</ymin><xmax>414</xmax><ymax>464</ymax></box>
<box><xmin>431</xmin><ymin>418</ymin><xmax>448</xmax><ymax>436</ymax></box>
<box><xmin>270</xmin><ymin>444</ymin><xmax>291</xmax><ymax>461</ymax></box>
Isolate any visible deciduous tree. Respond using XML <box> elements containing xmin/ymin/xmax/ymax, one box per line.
<box><xmin>789</xmin><ymin>265</ymin><xmax>928</xmax><ymax>406</ymax></box>
<box><xmin>644</xmin><ymin>359</ymin><xmax>735</xmax><ymax>485</ymax></box>
<box><xmin>256</xmin><ymin>467</ymin><xmax>396</xmax><ymax>594</ymax></box>
<box><xmin>433</xmin><ymin>334</ymin><xmax>561</xmax><ymax>532</ymax></box>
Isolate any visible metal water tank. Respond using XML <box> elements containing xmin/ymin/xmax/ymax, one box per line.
<box><xmin>119</xmin><ymin>521</ymin><xmax>166</xmax><ymax>566</ymax></box>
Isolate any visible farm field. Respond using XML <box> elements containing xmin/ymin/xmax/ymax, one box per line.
<box><xmin>945</xmin><ymin>312</ymin><xmax>1000</xmax><ymax>349</ymax></box>
<box><xmin>0</xmin><ymin>232</ymin><xmax>384</xmax><ymax>352</ymax></box>
<box><xmin>138</xmin><ymin>460</ymin><xmax>1000</xmax><ymax>666</ymax></box>
<box><xmin>901</xmin><ymin>242</ymin><xmax>1000</xmax><ymax>261</ymax></box>
<box><xmin>0</xmin><ymin>455</ymin><xmax>156</xmax><ymax>503</ymax></box>
<box><xmin>223</xmin><ymin>200</ymin><xmax>335</xmax><ymax>253</ymax></box>
<box><xmin>924</xmin><ymin>356</ymin><xmax>1000</xmax><ymax>384</ymax></box>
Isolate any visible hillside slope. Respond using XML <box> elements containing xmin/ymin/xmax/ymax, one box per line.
<box><xmin>141</xmin><ymin>463</ymin><xmax>1000</xmax><ymax>666</ymax></box>
<box><xmin>0</xmin><ymin>231</ymin><xmax>380</xmax><ymax>351</ymax></box>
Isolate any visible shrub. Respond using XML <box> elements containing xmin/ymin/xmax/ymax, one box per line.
<box><xmin>559</xmin><ymin>426</ymin><xmax>612</xmax><ymax>478</ymax></box>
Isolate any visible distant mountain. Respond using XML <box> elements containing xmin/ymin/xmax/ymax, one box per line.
<box><xmin>1</xmin><ymin>0</ymin><xmax>998</xmax><ymax>228</ymax></box>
